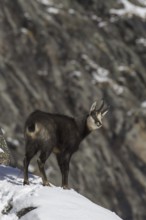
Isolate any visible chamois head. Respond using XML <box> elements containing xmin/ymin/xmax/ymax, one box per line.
<box><xmin>87</xmin><ymin>100</ymin><xmax>109</xmax><ymax>131</ymax></box>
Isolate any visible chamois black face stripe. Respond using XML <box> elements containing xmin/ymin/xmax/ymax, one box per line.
<box><xmin>91</xmin><ymin>112</ymin><xmax>101</xmax><ymax>126</ymax></box>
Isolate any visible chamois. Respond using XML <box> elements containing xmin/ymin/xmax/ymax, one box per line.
<box><xmin>23</xmin><ymin>100</ymin><xmax>108</xmax><ymax>188</ymax></box>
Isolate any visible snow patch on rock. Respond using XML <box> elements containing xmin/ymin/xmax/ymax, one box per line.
<box><xmin>110</xmin><ymin>0</ymin><xmax>146</xmax><ymax>19</ymax></box>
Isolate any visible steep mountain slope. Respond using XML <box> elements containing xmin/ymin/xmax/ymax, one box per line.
<box><xmin>0</xmin><ymin>0</ymin><xmax>146</xmax><ymax>219</ymax></box>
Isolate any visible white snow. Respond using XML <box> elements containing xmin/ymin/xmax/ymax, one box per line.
<box><xmin>92</xmin><ymin>71</ymin><xmax>109</xmax><ymax>83</ymax></box>
<box><xmin>118</xmin><ymin>65</ymin><xmax>129</xmax><ymax>72</ymax></box>
<box><xmin>47</xmin><ymin>7</ymin><xmax>59</xmax><ymax>14</ymax></box>
<box><xmin>91</xmin><ymin>15</ymin><xmax>102</xmax><ymax>22</ymax></box>
<box><xmin>98</xmin><ymin>21</ymin><xmax>107</xmax><ymax>28</ymax></box>
<box><xmin>136</xmin><ymin>38</ymin><xmax>146</xmax><ymax>46</ymax></box>
<box><xmin>0</xmin><ymin>165</ymin><xmax>123</xmax><ymax>220</ymax></box>
<box><xmin>68</xmin><ymin>9</ymin><xmax>76</xmax><ymax>15</ymax></box>
<box><xmin>0</xmin><ymin>148</ymin><xmax>4</xmax><ymax>153</ymax></box>
<box><xmin>110</xmin><ymin>0</ymin><xmax>146</xmax><ymax>19</ymax></box>
<box><xmin>81</xmin><ymin>54</ymin><xmax>124</xmax><ymax>95</ymax></box>
<box><xmin>70</xmin><ymin>71</ymin><xmax>82</xmax><ymax>78</ymax></box>
<box><xmin>92</xmin><ymin>71</ymin><xmax>124</xmax><ymax>95</ymax></box>
<box><xmin>141</xmin><ymin>101</ymin><xmax>146</xmax><ymax>108</ymax></box>
<box><xmin>37</xmin><ymin>0</ymin><xmax>53</xmax><ymax>6</ymax></box>
<box><xmin>20</xmin><ymin>28</ymin><xmax>28</xmax><ymax>35</ymax></box>
<box><xmin>81</xmin><ymin>54</ymin><xmax>110</xmax><ymax>83</ymax></box>
<box><xmin>112</xmin><ymin>83</ymin><xmax>124</xmax><ymax>95</ymax></box>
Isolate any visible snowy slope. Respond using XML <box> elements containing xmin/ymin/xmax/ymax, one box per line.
<box><xmin>110</xmin><ymin>0</ymin><xmax>146</xmax><ymax>19</ymax></box>
<box><xmin>0</xmin><ymin>166</ymin><xmax>123</xmax><ymax>220</ymax></box>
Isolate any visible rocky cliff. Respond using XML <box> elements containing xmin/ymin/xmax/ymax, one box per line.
<box><xmin>0</xmin><ymin>0</ymin><xmax>146</xmax><ymax>219</ymax></box>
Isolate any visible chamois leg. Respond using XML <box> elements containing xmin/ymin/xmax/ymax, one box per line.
<box><xmin>37</xmin><ymin>152</ymin><xmax>51</xmax><ymax>186</ymax></box>
<box><xmin>23</xmin><ymin>154</ymin><xmax>33</xmax><ymax>185</ymax></box>
<box><xmin>23</xmin><ymin>141</ymin><xmax>38</xmax><ymax>185</ymax></box>
<box><xmin>57</xmin><ymin>154</ymin><xmax>71</xmax><ymax>189</ymax></box>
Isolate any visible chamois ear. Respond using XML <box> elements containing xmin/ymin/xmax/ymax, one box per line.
<box><xmin>89</xmin><ymin>101</ymin><xmax>97</xmax><ymax>114</ymax></box>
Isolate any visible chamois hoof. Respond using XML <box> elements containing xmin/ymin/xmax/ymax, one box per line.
<box><xmin>62</xmin><ymin>185</ymin><xmax>70</xmax><ymax>190</ymax></box>
<box><xmin>23</xmin><ymin>180</ymin><xmax>30</xmax><ymax>185</ymax></box>
<box><xmin>42</xmin><ymin>182</ymin><xmax>51</xmax><ymax>187</ymax></box>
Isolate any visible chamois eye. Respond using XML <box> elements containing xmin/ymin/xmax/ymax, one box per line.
<box><xmin>97</xmin><ymin>122</ymin><xmax>101</xmax><ymax>127</ymax></box>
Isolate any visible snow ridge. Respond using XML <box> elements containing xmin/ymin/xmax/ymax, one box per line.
<box><xmin>0</xmin><ymin>166</ymin><xmax>123</xmax><ymax>220</ymax></box>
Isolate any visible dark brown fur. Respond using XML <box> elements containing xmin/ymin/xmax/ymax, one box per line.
<box><xmin>23</xmin><ymin>101</ymin><xmax>108</xmax><ymax>188</ymax></box>
<box><xmin>23</xmin><ymin>110</ymin><xmax>90</xmax><ymax>188</ymax></box>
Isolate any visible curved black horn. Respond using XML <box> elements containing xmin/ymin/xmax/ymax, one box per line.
<box><xmin>97</xmin><ymin>99</ymin><xmax>104</xmax><ymax>112</ymax></box>
<box><xmin>102</xmin><ymin>106</ymin><xmax>110</xmax><ymax>116</ymax></box>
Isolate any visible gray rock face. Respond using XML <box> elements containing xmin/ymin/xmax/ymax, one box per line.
<box><xmin>0</xmin><ymin>0</ymin><xmax>146</xmax><ymax>219</ymax></box>
<box><xmin>0</xmin><ymin>128</ymin><xmax>10</xmax><ymax>165</ymax></box>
